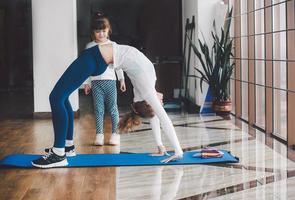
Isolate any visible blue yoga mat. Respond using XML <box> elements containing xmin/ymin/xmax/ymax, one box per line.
<box><xmin>0</xmin><ymin>151</ymin><xmax>238</xmax><ymax>168</ymax></box>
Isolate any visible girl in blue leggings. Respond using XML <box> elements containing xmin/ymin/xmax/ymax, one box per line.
<box><xmin>84</xmin><ymin>12</ymin><xmax>126</xmax><ymax>146</ymax></box>
<box><xmin>32</xmin><ymin>45</ymin><xmax>108</xmax><ymax>168</ymax></box>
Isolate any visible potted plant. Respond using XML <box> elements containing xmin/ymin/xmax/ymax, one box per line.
<box><xmin>187</xmin><ymin>7</ymin><xmax>234</xmax><ymax>115</ymax></box>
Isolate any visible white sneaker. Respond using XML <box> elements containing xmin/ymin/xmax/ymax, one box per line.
<box><xmin>94</xmin><ymin>134</ymin><xmax>104</xmax><ymax>146</ymax></box>
<box><xmin>109</xmin><ymin>133</ymin><xmax>120</xmax><ymax>145</ymax></box>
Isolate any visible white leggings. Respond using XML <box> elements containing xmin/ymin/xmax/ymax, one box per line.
<box><xmin>133</xmin><ymin>86</ymin><xmax>183</xmax><ymax>155</ymax></box>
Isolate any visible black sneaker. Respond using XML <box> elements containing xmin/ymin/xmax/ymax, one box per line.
<box><xmin>31</xmin><ymin>150</ymin><xmax>68</xmax><ymax>168</ymax></box>
<box><xmin>45</xmin><ymin>145</ymin><xmax>76</xmax><ymax>157</ymax></box>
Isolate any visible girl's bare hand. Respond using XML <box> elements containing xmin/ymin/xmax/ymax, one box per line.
<box><xmin>149</xmin><ymin>145</ymin><xmax>170</xmax><ymax>157</ymax></box>
<box><xmin>120</xmin><ymin>80</ymin><xmax>126</xmax><ymax>92</ymax></box>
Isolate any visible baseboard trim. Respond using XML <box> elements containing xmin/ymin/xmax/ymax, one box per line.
<box><xmin>33</xmin><ymin>109</ymin><xmax>80</xmax><ymax>119</ymax></box>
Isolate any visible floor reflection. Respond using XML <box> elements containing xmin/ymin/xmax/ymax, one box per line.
<box><xmin>1</xmin><ymin>96</ymin><xmax>295</xmax><ymax>199</ymax></box>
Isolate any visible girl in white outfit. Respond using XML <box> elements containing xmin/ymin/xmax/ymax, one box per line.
<box><xmin>101</xmin><ymin>43</ymin><xmax>183</xmax><ymax>162</ymax></box>
<box><xmin>84</xmin><ymin>13</ymin><xmax>126</xmax><ymax>146</ymax></box>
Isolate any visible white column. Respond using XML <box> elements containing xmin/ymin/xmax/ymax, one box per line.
<box><xmin>32</xmin><ymin>0</ymin><xmax>78</xmax><ymax>113</ymax></box>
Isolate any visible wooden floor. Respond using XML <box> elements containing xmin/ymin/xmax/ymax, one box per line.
<box><xmin>0</xmin><ymin>94</ymin><xmax>119</xmax><ymax>200</ymax></box>
<box><xmin>2</xmin><ymin>94</ymin><xmax>295</xmax><ymax>199</ymax></box>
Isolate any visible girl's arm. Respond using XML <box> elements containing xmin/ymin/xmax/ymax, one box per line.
<box><xmin>115</xmin><ymin>69</ymin><xmax>126</xmax><ymax>92</ymax></box>
<box><xmin>119</xmin><ymin>79</ymin><xmax>126</xmax><ymax>92</ymax></box>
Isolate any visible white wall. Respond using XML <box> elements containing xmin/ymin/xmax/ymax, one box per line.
<box><xmin>32</xmin><ymin>0</ymin><xmax>78</xmax><ymax>113</ymax></box>
<box><xmin>182</xmin><ymin>0</ymin><xmax>227</xmax><ymax>106</ymax></box>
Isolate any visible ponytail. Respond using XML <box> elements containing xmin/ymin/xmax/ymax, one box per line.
<box><xmin>118</xmin><ymin>101</ymin><xmax>155</xmax><ymax>134</ymax></box>
<box><xmin>118</xmin><ymin>111</ymin><xmax>142</xmax><ymax>134</ymax></box>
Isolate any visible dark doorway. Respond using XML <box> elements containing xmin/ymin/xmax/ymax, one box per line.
<box><xmin>0</xmin><ymin>0</ymin><xmax>33</xmax><ymax>119</ymax></box>
<box><xmin>77</xmin><ymin>0</ymin><xmax>182</xmax><ymax>106</ymax></box>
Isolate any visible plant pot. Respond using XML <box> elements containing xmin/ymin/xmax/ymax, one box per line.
<box><xmin>212</xmin><ymin>100</ymin><xmax>232</xmax><ymax>115</ymax></box>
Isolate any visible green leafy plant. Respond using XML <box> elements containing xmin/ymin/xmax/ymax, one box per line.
<box><xmin>187</xmin><ymin>7</ymin><xmax>234</xmax><ymax>102</ymax></box>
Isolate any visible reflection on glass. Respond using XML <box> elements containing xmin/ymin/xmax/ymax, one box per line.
<box><xmin>255</xmin><ymin>9</ymin><xmax>265</xmax><ymax>34</ymax></box>
<box><xmin>242</xmin><ymin>82</ymin><xmax>248</xmax><ymax>120</ymax></box>
<box><xmin>272</xmin><ymin>2</ymin><xmax>286</xmax><ymax>32</ymax></box>
<box><xmin>273</xmin><ymin>0</ymin><xmax>287</xmax><ymax>4</ymax></box>
<box><xmin>273</xmin><ymin>89</ymin><xmax>287</xmax><ymax>139</ymax></box>
<box><xmin>256</xmin><ymin>86</ymin><xmax>265</xmax><ymax>129</ymax></box>
<box><xmin>254</xmin><ymin>11</ymin><xmax>265</xmax><ymax>127</ymax></box>
<box><xmin>255</xmin><ymin>35</ymin><xmax>265</xmax><ymax>60</ymax></box>
<box><xmin>255</xmin><ymin>0</ymin><xmax>265</xmax><ymax>10</ymax></box>
<box><xmin>230</xmin><ymin>80</ymin><xmax>235</xmax><ymax>114</ymax></box>
<box><xmin>272</xmin><ymin>25</ymin><xmax>287</xmax><ymax>139</ymax></box>
<box><xmin>241</xmin><ymin>60</ymin><xmax>248</xmax><ymax>81</ymax></box>
<box><xmin>254</xmin><ymin>34</ymin><xmax>264</xmax><ymax>137</ymax></box>
<box><xmin>273</xmin><ymin>61</ymin><xmax>286</xmax><ymax>89</ymax></box>
<box><xmin>229</xmin><ymin>0</ymin><xmax>235</xmax><ymax>38</ymax></box>
<box><xmin>241</xmin><ymin>37</ymin><xmax>248</xmax><ymax>59</ymax></box>
<box><xmin>240</xmin><ymin>0</ymin><xmax>247</xmax><ymax>37</ymax></box>
<box><xmin>240</xmin><ymin>0</ymin><xmax>247</xmax><ymax>14</ymax></box>
<box><xmin>230</xmin><ymin>62</ymin><xmax>235</xmax><ymax>114</ymax></box>
<box><xmin>241</xmin><ymin>58</ymin><xmax>248</xmax><ymax>120</ymax></box>
<box><xmin>273</xmin><ymin>32</ymin><xmax>287</xmax><ymax>61</ymax></box>
<box><xmin>255</xmin><ymin>60</ymin><xmax>265</xmax><ymax>85</ymax></box>
<box><xmin>273</xmin><ymin>61</ymin><xmax>287</xmax><ymax>139</ymax></box>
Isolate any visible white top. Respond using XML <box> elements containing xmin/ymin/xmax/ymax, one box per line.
<box><xmin>84</xmin><ymin>40</ymin><xmax>124</xmax><ymax>85</ymax></box>
<box><xmin>111</xmin><ymin>43</ymin><xmax>157</xmax><ymax>99</ymax></box>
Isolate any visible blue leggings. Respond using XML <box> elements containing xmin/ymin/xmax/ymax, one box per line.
<box><xmin>49</xmin><ymin>45</ymin><xmax>108</xmax><ymax>148</ymax></box>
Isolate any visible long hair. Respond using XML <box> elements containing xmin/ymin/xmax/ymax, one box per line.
<box><xmin>118</xmin><ymin>101</ymin><xmax>155</xmax><ymax>134</ymax></box>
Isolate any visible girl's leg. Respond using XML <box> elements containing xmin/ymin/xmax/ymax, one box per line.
<box><xmin>49</xmin><ymin>88</ymin><xmax>70</xmax><ymax>148</ymax></box>
<box><xmin>64</xmin><ymin>99</ymin><xmax>76</xmax><ymax>156</ymax></box>
<box><xmin>92</xmin><ymin>80</ymin><xmax>105</xmax><ymax>135</ymax></box>
<box><xmin>134</xmin><ymin>86</ymin><xmax>164</xmax><ymax>149</ymax></box>
<box><xmin>149</xmin><ymin>116</ymin><xmax>170</xmax><ymax>156</ymax></box>
<box><xmin>50</xmin><ymin>48</ymin><xmax>104</xmax><ymax>148</ymax></box>
<box><xmin>144</xmin><ymin>90</ymin><xmax>183</xmax><ymax>156</ymax></box>
<box><xmin>104</xmin><ymin>80</ymin><xmax>120</xmax><ymax>145</ymax></box>
<box><xmin>65</xmin><ymin>98</ymin><xmax>74</xmax><ymax>141</ymax></box>
<box><xmin>133</xmin><ymin>73</ymin><xmax>182</xmax><ymax>156</ymax></box>
<box><xmin>104</xmin><ymin>80</ymin><xmax>119</xmax><ymax>134</ymax></box>
<box><xmin>32</xmin><ymin>46</ymin><xmax>108</xmax><ymax>168</ymax></box>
